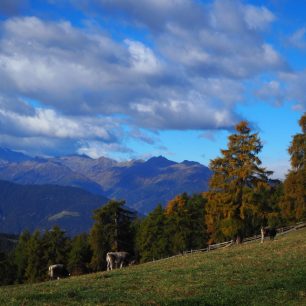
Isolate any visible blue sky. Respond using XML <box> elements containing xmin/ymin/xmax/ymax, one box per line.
<box><xmin>0</xmin><ymin>0</ymin><xmax>305</xmax><ymax>179</ymax></box>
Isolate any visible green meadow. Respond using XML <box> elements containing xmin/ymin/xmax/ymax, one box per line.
<box><xmin>1</xmin><ymin>228</ymin><xmax>305</xmax><ymax>306</ymax></box>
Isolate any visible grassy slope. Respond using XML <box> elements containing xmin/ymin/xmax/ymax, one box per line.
<box><xmin>1</xmin><ymin>229</ymin><xmax>305</xmax><ymax>306</ymax></box>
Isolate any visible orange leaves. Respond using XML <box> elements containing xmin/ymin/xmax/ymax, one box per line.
<box><xmin>165</xmin><ymin>194</ymin><xmax>188</xmax><ymax>215</ymax></box>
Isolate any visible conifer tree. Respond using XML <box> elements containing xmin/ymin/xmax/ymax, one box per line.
<box><xmin>14</xmin><ymin>230</ymin><xmax>31</xmax><ymax>283</ymax></box>
<box><xmin>89</xmin><ymin>200</ymin><xmax>136</xmax><ymax>271</ymax></box>
<box><xmin>25</xmin><ymin>230</ymin><xmax>46</xmax><ymax>282</ymax></box>
<box><xmin>68</xmin><ymin>233</ymin><xmax>92</xmax><ymax>275</ymax></box>
<box><xmin>281</xmin><ymin>113</ymin><xmax>306</xmax><ymax>221</ymax></box>
<box><xmin>205</xmin><ymin>121</ymin><xmax>272</xmax><ymax>243</ymax></box>
<box><xmin>42</xmin><ymin>226</ymin><xmax>70</xmax><ymax>267</ymax></box>
<box><xmin>136</xmin><ymin>205</ymin><xmax>169</xmax><ymax>262</ymax></box>
<box><xmin>165</xmin><ymin>193</ymin><xmax>207</xmax><ymax>253</ymax></box>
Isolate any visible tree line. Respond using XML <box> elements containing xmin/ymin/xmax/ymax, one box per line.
<box><xmin>0</xmin><ymin>113</ymin><xmax>305</xmax><ymax>285</ymax></box>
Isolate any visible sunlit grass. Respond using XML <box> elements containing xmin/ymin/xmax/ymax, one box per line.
<box><xmin>1</xmin><ymin>228</ymin><xmax>305</xmax><ymax>305</ymax></box>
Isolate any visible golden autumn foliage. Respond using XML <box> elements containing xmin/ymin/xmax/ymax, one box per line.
<box><xmin>281</xmin><ymin>113</ymin><xmax>306</xmax><ymax>221</ymax></box>
<box><xmin>205</xmin><ymin>121</ymin><xmax>273</xmax><ymax>243</ymax></box>
<box><xmin>164</xmin><ymin>194</ymin><xmax>189</xmax><ymax>215</ymax></box>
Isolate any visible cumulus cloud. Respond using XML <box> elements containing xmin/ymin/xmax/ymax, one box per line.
<box><xmin>279</xmin><ymin>71</ymin><xmax>306</xmax><ymax>111</ymax></box>
<box><xmin>256</xmin><ymin>80</ymin><xmax>285</xmax><ymax>106</ymax></box>
<box><xmin>288</xmin><ymin>27</ymin><xmax>306</xmax><ymax>50</ymax></box>
<box><xmin>244</xmin><ymin>4</ymin><xmax>275</xmax><ymax>30</ymax></box>
<box><xmin>0</xmin><ymin>0</ymin><xmax>290</xmax><ymax>156</ymax></box>
<box><xmin>77</xmin><ymin>141</ymin><xmax>133</xmax><ymax>159</ymax></box>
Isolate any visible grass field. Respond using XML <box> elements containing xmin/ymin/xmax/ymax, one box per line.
<box><xmin>1</xmin><ymin>228</ymin><xmax>305</xmax><ymax>306</ymax></box>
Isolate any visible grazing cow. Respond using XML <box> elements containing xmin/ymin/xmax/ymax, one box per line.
<box><xmin>48</xmin><ymin>264</ymin><xmax>69</xmax><ymax>280</ymax></box>
<box><xmin>106</xmin><ymin>252</ymin><xmax>133</xmax><ymax>271</ymax></box>
<box><xmin>261</xmin><ymin>227</ymin><xmax>277</xmax><ymax>243</ymax></box>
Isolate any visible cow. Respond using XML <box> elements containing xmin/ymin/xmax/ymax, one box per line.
<box><xmin>261</xmin><ymin>226</ymin><xmax>277</xmax><ymax>243</ymax></box>
<box><xmin>106</xmin><ymin>252</ymin><xmax>133</xmax><ymax>271</ymax></box>
<box><xmin>48</xmin><ymin>264</ymin><xmax>69</xmax><ymax>280</ymax></box>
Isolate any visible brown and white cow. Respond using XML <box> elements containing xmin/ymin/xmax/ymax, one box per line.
<box><xmin>106</xmin><ymin>252</ymin><xmax>133</xmax><ymax>271</ymax></box>
<box><xmin>260</xmin><ymin>226</ymin><xmax>277</xmax><ymax>243</ymax></box>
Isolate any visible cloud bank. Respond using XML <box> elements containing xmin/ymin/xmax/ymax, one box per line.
<box><xmin>0</xmin><ymin>0</ymin><xmax>299</xmax><ymax>157</ymax></box>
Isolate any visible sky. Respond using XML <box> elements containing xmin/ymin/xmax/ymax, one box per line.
<box><xmin>0</xmin><ymin>0</ymin><xmax>305</xmax><ymax>179</ymax></box>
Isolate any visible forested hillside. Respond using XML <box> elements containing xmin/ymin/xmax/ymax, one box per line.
<box><xmin>0</xmin><ymin>180</ymin><xmax>108</xmax><ymax>235</ymax></box>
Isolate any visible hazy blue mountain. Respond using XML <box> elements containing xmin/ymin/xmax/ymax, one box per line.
<box><xmin>0</xmin><ymin>180</ymin><xmax>108</xmax><ymax>236</ymax></box>
<box><xmin>0</xmin><ymin>158</ymin><xmax>105</xmax><ymax>195</ymax></box>
<box><xmin>55</xmin><ymin>155</ymin><xmax>212</xmax><ymax>214</ymax></box>
<box><xmin>0</xmin><ymin>148</ymin><xmax>33</xmax><ymax>163</ymax></box>
<box><xmin>0</xmin><ymin>148</ymin><xmax>212</xmax><ymax>214</ymax></box>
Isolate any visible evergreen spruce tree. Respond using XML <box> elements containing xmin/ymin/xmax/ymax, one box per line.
<box><xmin>89</xmin><ymin>200</ymin><xmax>136</xmax><ymax>271</ymax></box>
<box><xmin>136</xmin><ymin>205</ymin><xmax>169</xmax><ymax>262</ymax></box>
<box><xmin>281</xmin><ymin>113</ymin><xmax>306</xmax><ymax>221</ymax></box>
<box><xmin>25</xmin><ymin>230</ymin><xmax>46</xmax><ymax>282</ymax></box>
<box><xmin>205</xmin><ymin>121</ymin><xmax>272</xmax><ymax>243</ymax></box>
<box><xmin>42</xmin><ymin>226</ymin><xmax>71</xmax><ymax>267</ymax></box>
<box><xmin>13</xmin><ymin>230</ymin><xmax>30</xmax><ymax>283</ymax></box>
<box><xmin>68</xmin><ymin>233</ymin><xmax>92</xmax><ymax>275</ymax></box>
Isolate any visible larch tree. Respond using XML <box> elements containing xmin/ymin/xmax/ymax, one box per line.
<box><xmin>281</xmin><ymin>113</ymin><xmax>306</xmax><ymax>221</ymax></box>
<box><xmin>165</xmin><ymin>193</ymin><xmax>207</xmax><ymax>254</ymax></box>
<box><xmin>205</xmin><ymin>121</ymin><xmax>273</xmax><ymax>243</ymax></box>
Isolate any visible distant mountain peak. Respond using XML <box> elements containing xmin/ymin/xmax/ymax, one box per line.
<box><xmin>181</xmin><ymin>160</ymin><xmax>201</xmax><ymax>166</ymax></box>
<box><xmin>146</xmin><ymin>156</ymin><xmax>176</xmax><ymax>167</ymax></box>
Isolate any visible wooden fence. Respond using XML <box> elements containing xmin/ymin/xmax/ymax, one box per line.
<box><xmin>147</xmin><ymin>221</ymin><xmax>306</xmax><ymax>264</ymax></box>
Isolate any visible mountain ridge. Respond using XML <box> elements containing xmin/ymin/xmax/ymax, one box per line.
<box><xmin>0</xmin><ymin>148</ymin><xmax>212</xmax><ymax>214</ymax></box>
<box><xmin>0</xmin><ymin>179</ymin><xmax>108</xmax><ymax>235</ymax></box>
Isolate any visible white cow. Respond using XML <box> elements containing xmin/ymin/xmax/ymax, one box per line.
<box><xmin>106</xmin><ymin>252</ymin><xmax>132</xmax><ymax>271</ymax></box>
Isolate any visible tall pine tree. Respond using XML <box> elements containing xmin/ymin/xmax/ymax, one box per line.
<box><xmin>42</xmin><ymin>226</ymin><xmax>71</xmax><ymax>267</ymax></box>
<box><xmin>205</xmin><ymin>121</ymin><xmax>272</xmax><ymax>243</ymax></box>
<box><xmin>13</xmin><ymin>230</ymin><xmax>30</xmax><ymax>283</ymax></box>
<box><xmin>281</xmin><ymin>113</ymin><xmax>306</xmax><ymax>221</ymax></box>
<box><xmin>136</xmin><ymin>205</ymin><xmax>169</xmax><ymax>262</ymax></box>
<box><xmin>25</xmin><ymin>230</ymin><xmax>46</xmax><ymax>282</ymax></box>
<box><xmin>89</xmin><ymin>200</ymin><xmax>136</xmax><ymax>271</ymax></box>
<box><xmin>68</xmin><ymin>233</ymin><xmax>92</xmax><ymax>275</ymax></box>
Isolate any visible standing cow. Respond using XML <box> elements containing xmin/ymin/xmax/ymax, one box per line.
<box><xmin>106</xmin><ymin>252</ymin><xmax>133</xmax><ymax>271</ymax></box>
<box><xmin>261</xmin><ymin>226</ymin><xmax>277</xmax><ymax>243</ymax></box>
<box><xmin>48</xmin><ymin>264</ymin><xmax>69</xmax><ymax>280</ymax></box>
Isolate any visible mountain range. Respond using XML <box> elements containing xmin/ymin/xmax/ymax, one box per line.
<box><xmin>0</xmin><ymin>149</ymin><xmax>211</xmax><ymax>214</ymax></box>
<box><xmin>0</xmin><ymin>148</ymin><xmax>211</xmax><ymax>234</ymax></box>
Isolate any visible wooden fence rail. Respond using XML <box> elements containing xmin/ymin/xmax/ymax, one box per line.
<box><xmin>146</xmin><ymin>221</ymin><xmax>306</xmax><ymax>264</ymax></box>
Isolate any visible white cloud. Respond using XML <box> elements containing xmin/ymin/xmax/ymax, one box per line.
<box><xmin>77</xmin><ymin>141</ymin><xmax>133</xmax><ymax>159</ymax></box>
<box><xmin>279</xmin><ymin>71</ymin><xmax>306</xmax><ymax>111</ymax></box>
<box><xmin>256</xmin><ymin>80</ymin><xmax>285</xmax><ymax>106</ymax></box>
<box><xmin>0</xmin><ymin>1</ymin><xmax>290</xmax><ymax>156</ymax></box>
<box><xmin>288</xmin><ymin>27</ymin><xmax>306</xmax><ymax>50</ymax></box>
<box><xmin>0</xmin><ymin>106</ymin><xmax>120</xmax><ymax>141</ymax></box>
<box><xmin>125</xmin><ymin>39</ymin><xmax>160</xmax><ymax>74</ymax></box>
<box><xmin>244</xmin><ymin>5</ymin><xmax>275</xmax><ymax>30</ymax></box>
